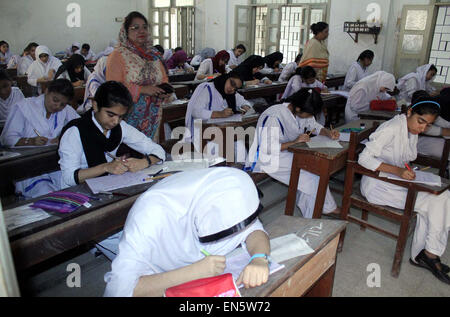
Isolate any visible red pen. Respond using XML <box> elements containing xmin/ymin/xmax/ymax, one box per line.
<box><xmin>404</xmin><ymin>163</ymin><xmax>412</xmax><ymax>171</ymax></box>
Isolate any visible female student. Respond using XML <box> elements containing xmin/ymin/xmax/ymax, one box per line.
<box><xmin>27</xmin><ymin>45</ymin><xmax>63</xmax><ymax>94</ymax></box>
<box><xmin>80</xmin><ymin>56</ymin><xmax>107</xmax><ymax>113</ymax></box>
<box><xmin>299</xmin><ymin>22</ymin><xmax>330</xmax><ymax>82</ymax></box>
<box><xmin>279</xmin><ymin>54</ymin><xmax>302</xmax><ymax>82</ymax></box>
<box><xmin>345</xmin><ymin>71</ymin><xmax>396</xmax><ymax>122</ymax></box>
<box><xmin>195</xmin><ymin>50</ymin><xmax>230</xmax><ymax>80</ymax></box>
<box><xmin>358</xmin><ymin>97</ymin><xmax>450</xmax><ymax>285</ymax></box>
<box><xmin>95</xmin><ymin>39</ymin><xmax>118</xmax><ymax>61</ymax></box>
<box><xmin>104</xmin><ymin>167</ymin><xmax>270</xmax><ymax>297</ymax></box>
<box><xmin>59</xmin><ymin>80</ymin><xmax>165</xmax><ymax>188</ymax></box>
<box><xmin>185</xmin><ymin>72</ymin><xmax>251</xmax><ymax>160</ymax></box>
<box><xmin>246</xmin><ymin>89</ymin><xmax>340</xmax><ymax>218</ymax></box>
<box><xmin>232</xmin><ymin>55</ymin><xmax>272</xmax><ymax>87</ymax></box>
<box><xmin>397</xmin><ymin>64</ymin><xmax>438</xmax><ymax>103</ymax></box>
<box><xmin>17</xmin><ymin>42</ymin><xmax>39</xmax><ymax>76</ymax></box>
<box><xmin>344</xmin><ymin>50</ymin><xmax>374</xmax><ymax>91</ymax></box>
<box><xmin>76</xmin><ymin>43</ymin><xmax>96</xmax><ymax>61</ymax></box>
<box><xmin>282</xmin><ymin>66</ymin><xmax>329</xmax><ymax>100</ymax></box>
<box><xmin>260</xmin><ymin>51</ymin><xmax>284</xmax><ymax>74</ymax></box>
<box><xmin>0</xmin><ymin>70</ymin><xmax>25</xmax><ymax>121</ymax></box>
<box><xmin>416</xmin><ymin>90</ymin><xmax>450</xmax><ymax>174</ymax></box>
<box><xmin>166</xmin><ymin>49</ymin><xmax>194</xmax><ymax>74</ymax></box>
<box><xmin>0</xmin><ymin>79</ymin><xmax>79</xmax><ymax>198</ymax></box>
<box><xmin>54</xmin><ymin>53</ymin><xmax>91</xmax><ymax>87</ymax></box>
<box><xmin>0</xmin><ymin>41</ymin><xmax>12</xmax><ymax>66</ymax></box>
<box><xmin>190</xmin><ymin>47</ymin><xmax>215</xmax><ymax>67</ymax></box>
<box><xmin>65</xmin><ymin>42</ymin><xmax>81</xmax><ymax>58</ymax></box>
<box><xmin>227</xmin><ymin>44</ymin><xmax>247</xmax><ymax>70</ymax></box>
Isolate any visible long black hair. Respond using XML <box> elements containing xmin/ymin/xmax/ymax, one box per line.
<box><xmin>357</xmin><ymin>50</ymin><xmax>374</xmax><ymax>62</ymax></box>
<box><xmin>55</xmin><ymin>54</ymin><xmax>86</xmax><ymax>83</ymax></box>
<box><xmin>410</xmin><ymin>90</ymin><xmax>440</xmax><ymax>117</ymax></box>
<box><xmin>94</xmin><ymin>81</ymin><xmax>133</xmax><ymax>110</ymax></box>
<box><xmin>287</xmin><ymin>88</ymin><xmax>323</xmax><ymax>116</ymax></box>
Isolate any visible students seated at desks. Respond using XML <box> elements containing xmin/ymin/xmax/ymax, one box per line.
<box><xmin>27</xmin><ymin>45</ymin><xmax>63</xmax><ymax>94</ymax></box>
<box><xmin>6</xmin><ymin>54</ymin><xmax>21</xmax><ymax>70</ymax></box>
<box><xmin>282</xmin><ymin>66</ymin><xmax>329</xmax><ymax>100</ymax></box>
<box><xmin>232</xmin><ymin>55</ymin><xmax>272</xmax><ymax>87</ymax></box>
<box><xmin>54</xmin><ymin>53</ymin><xmax>91</xmax><ymax>88</ymax></box>
<box><xmin>226</xmin><ymin>44</ymin><xmax>247</xmax><ymax>71</ymax></box>
<box><xmin>190</xmin><ymin>47</ymin><xmax>215</xmax><ymax>67</ymax></box>
<box><xmin>104</xmin><ymin>167</ymin><xmax>270</xmax><ymax>297</ymax></box>
<box><xmin>260</xmin><ymin>51</ymin><xmax>284</xmax><ymax>74</ymax></box>
<box><xmin>245</xmin><ymin>89</ymin><xmax>340</xmax><ymax>218</ymax></box>
<box><xmin>345</xmin><ymin>71</ymin><xmax>396</xmax><ymax>122</ymax></box>
<box><xmin>185</xmin><ymin>72</ymin><xmax>251</xmax><ymax>160</ymax></box>
<box><xmin>195</xmin><ymin>50</ymin><xmax>230</xmax><ymax>80</ymax></box>
<box><xmin>416</xmin><ymin>90</ymin><xmax>450</xmax><ymax>173</ymax></box>
<box><xmin>80</xmin><ymin>56</ymin><xmax>107</xmax><ymax>113</ymax></box>
<box><xmin>95</xmin><ymin>39</ymin><xmax>118</xmax><ymax>61</ymax></box>
<box><xmin>166</xmin><ymin>49</ymin><xmax>194</xmax><ymax>74</ymax></box>
<box><xmin>75</xmin><ymin>43</ymin><xmax>96</xmax><ymax>61</ymax></box>
<box><xmin>0</xmin><ymin>70</ymin><xmax>25</xmax><ymax>121</ymax></box>
<box><xmin>0</xmin><ymin>79</ymin><xmax>79</xmax><ymax>198</ymax></box>
<box><xmin>397</xmin><ymin>64</ymin><xmax>438</xmax><ymax>103</ymax></box>
<box><xmin>343</xmin><ymin>50</ymin><xmax>374</xmax><ymax>91</ymax></box>
<box><xmin>358</xmin><ymin>97</ymin><xmax>450</xmax><ymax>284</ymax></box>
<box><xmin>65</xmin><ymin>42</ymin><xmax>81</xmax><ymax>59</ymax></box>
<box><xmin>279</xmin><ymin>53</ymin><xmax>302</xmax><ymax>82</ymax></box>
<box><xmin>16</xmin><ymin>42</ymin><xmax>39</xmax><ymax>76</ymax></box>
<box><xmin>163</xmin><ymin>48</ymin><xmax>173</xmax><ymax>62</ymax></box>
<box><xmin>0</xmin><ymin>41</ymin><xmax>12</xmax><ymax>66</ymax></box>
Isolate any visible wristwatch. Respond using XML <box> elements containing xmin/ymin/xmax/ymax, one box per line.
<box><xmin>249</xmin><ymin>253</ymin><xmax>271</xmax><ymax>265</ymax></box>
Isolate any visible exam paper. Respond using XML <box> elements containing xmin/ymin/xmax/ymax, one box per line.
<box><xmin>339</xmin><ymin>133</ymin><xmax>351</xmax><ymax>142</ymax></box>
<box><xmin>4</xmin><ymin>204</ymin><xmax>51</xmax><ymax>232</ymax></box>
<box><xmin>86</xmin><ymin>171</ymin><xmax>152</xmax><ymax>194</ymax></box>
<box><xmin>270</xmin><ymin>233</ymin><xmax>314</xmax><ymax>263</ymax></box>
<box><xmin>306</xmin><ymin>135</ymin><xmax>343</xmax><ymax>149</ymax></box>
<box><xmin>379</xmin><ymin>171</ymin><xmax>442</xmax><ymax>187</ymax></box>
<box><xmin>141</xmin><ymin>159</ymin><xmax>210</xmax><ymax>175</ymax></box>
<box><xmin>206</xmin><ymin>114</ymin><xmax>243</xmax><ymax>124</ymax></box>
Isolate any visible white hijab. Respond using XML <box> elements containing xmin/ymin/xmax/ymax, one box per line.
<box><xmin>397</xmin><ymin>64</ymin><xmax>435</xmax><ymax>92</ymax></box>
<box><xmin>350</xmin><ymin>71</ymin><xmax>396</xmax><ymax>101</ymax></box>
<box><xmin>27</xmin><ymin>45</ymin><xmax>62</xmax><ymax>82</ymax></box>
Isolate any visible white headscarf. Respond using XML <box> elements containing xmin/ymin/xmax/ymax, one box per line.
<box><xmin>93</xmin><ymin>56</ymin><xmax>107</xmax><ymax>82</ymax></box>
<box><xmin>397</xmin><ymin>64</ymin><xmax>435</xmax><ymax>92</ymax></box>
<box><xmin>27</xmin><ymin>45</ymin><xmax>62</xmax><ymax>85</ymax></box>
<box><xmin>104</xmin><ymin>167</ymin><xmax>264</xmax><ymax>297</ymax></box>
<box><xmin>350</xmin><ymin>71</ymin><xmax>396</xmax><ymax>101</ymax></box>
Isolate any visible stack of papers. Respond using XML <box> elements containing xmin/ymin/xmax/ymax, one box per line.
<box><xmin>379</xmin><ymin>171</ymin><xmax>442</xmax><ymax>187</ymax></box>
<box><xmin>4</xmin><ymin>204</ymin><xmax>51</xmax><ymax>232</ymax></box>
<box><xmin>306</xmin><ymin>135</ymin><xmax>343</xmax><ymax>149</ymax></box>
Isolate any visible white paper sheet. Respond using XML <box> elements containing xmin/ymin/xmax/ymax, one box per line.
<box><xmin>306</xmin><ymin>135</ymin><xmax>343</xmax><ymax>149</ymax></box>
<box><xmin>141</xmin><ymin>159</ymin><xmax>210</xmax><ymax>175</ymax></box>
<box><xmin>339</xmin><ymin>132</ymin><xmax>351</xmax><ymax>142</ymax></box>
<box><xmin>224</xmin><ymin>247</ymin><xmax>285</xmax><ymax>288</ymax></box>
<box><xmin>4</xmin><ymin>204</ymin><xmax>51</xmax><ymax>232</ymax></box>
<box><xmin>0</xmin><ymin>151</ymin><xmax>21</xmax><ymax>161</ymax></box>
<box><xmin>379</xmin><ymin>171</ymin><xmax>442</xmax><ymax>187</ymax></box>
<box><xmin>270</xmin><ymin>233</ymin><xmax>315</xmax><ymax>263</ymax></box>
<box><xmin>86</xmin><ymin>171</ymin><xmax>153</xmax><ymax>194</ymax></box>
<box><xmin>206</xmin><ymin>114</ymin><xmax>243</xmax><ymax>124</ymax></box>
<box><xmin>329</xmin><ymin>91</ymin><xmax>350</xmax><ymax>98</ymax></box>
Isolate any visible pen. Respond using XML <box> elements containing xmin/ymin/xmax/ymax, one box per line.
<box><xmin>151</xmin><ymin>169</ymin><xmax>164</xmax><ymax>178</ymax></box>
<box><xmin>33</xmin><ymin>129</ymin><xmax>42</xmax><ymax>137</ymax></box>
<box><xmin>200</xmin><ymin>249</ymin><xmax>211</xmax><ymax>257</ymax></box>
<box><xmin>307</xmin><ymin>129</ymin><xmax>316</xmax><ymax>136</ymax></box>
<box><xmin>404</xmin><ymin>163</ymin><xmax>412</xmax><ymax>172</ymax></box>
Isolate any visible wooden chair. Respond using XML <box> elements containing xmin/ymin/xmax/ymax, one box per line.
<box><xmin>413</xmin><ymin>135</ymin><xmax>450</xmax><ymax>179</ymax></box>
<box><xmin>338</xmin><ymin>122</ymin><xmax>450</xmax><ymax>277</ymax></box>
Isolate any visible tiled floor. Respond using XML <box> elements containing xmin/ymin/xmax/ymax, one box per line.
<box><xmin>21</xmin><ymin>176</ymin><xmax>450</xmax><ymax>297</ymax></box>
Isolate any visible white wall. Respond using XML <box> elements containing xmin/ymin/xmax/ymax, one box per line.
<box><xmin>0</xmin><ymin>0</ymin><xmax>149</xmax><ymax>56</ymax></box>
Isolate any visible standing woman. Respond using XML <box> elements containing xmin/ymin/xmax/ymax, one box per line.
<box><xmin>344</xmin><ymin>50</ymin><xmax>374</xmax><ymax>91</ymax></box>
<box><xmin>106</xmin><ymin>11</ymin><xmax>170</xmax><ymax>142</ymax></box>
<box><xmin>195</xmin><ymin>50</ymin><xmax>230</xmax><ymax>80</ymax></box>
<box><xmin>55</xmin><ymin>53</ymin><xmax>91</xmax><ymax>88</ymax></box>
<box><xmin>299</xmin><ymin>22</ymin><xmax>330</xmax><ymax>83</ymax></box>
<box><xmin>27</xmin><ymin>45</ymin><xmax>63</xmax><ymax>95</ymax></box>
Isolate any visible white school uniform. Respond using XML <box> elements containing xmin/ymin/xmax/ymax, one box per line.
<box><xmin>94</xmin><ymin>40</ymin><xmax>117</xmax><ymax>61</ymax></box>
<box><xmin>58</xmin><ymin>111</ymin><xmax>166</xmax><ymax>188</ymax></box>
<box><xmin>104</xmin><ymin>167</ymin><xmax>266</xmax><ymax>297</ymax></box>
<box><xmin>163</xmin><ymin>49</ymin><xmax>173</xmax><ymax>62</ymax></box>
<box><xmin>0</xmin><ymin>94</ymin><xmax>79</xmax><ymax>198</ymax></box>
<box><xmin>65</xmin><ymin>42</ymin><xmax>81</xmax><ymax>58</ymax></box>
<box><xmin>17</xmin><ymin>55</ymin><xmax>34</xmax><ymax>76</ymax></box>
<box><xmin>358</xmin><ymin>114</ymin><xmax>450</xmax><ymax>260</ymax></box>
<box><xmin>0</xmin><ymin>50</ymin><xmax>13</xmax><ymax>65</ymax></box>
<box><xmin>279</xmin><ymin>61</ymin><xmax>297</xmax><ymax>82</ymax></box>
<box><xmin>190</xmin><ymin>55</ymin><xmax>203</xmax><ymax>67</ymax></box>
<box><xmin>7</xmin><ymin>55</ymin><xmax>21</xmax><ymax>69</ymax></box>
<box><xmin>397</xmin><ymin>64</ymin><xmax>437</xmax><ymax>103</ymax></box>
<box><xmin>57</xmin><ymin>66</ymin><xmax>91</xmax><ymax>82</ymax></box>
<box><xmin>75</xmin><ymin>49</ymin><xmax>96</xmax><ymax>61</ymax></box>
<box><xmin>195</xmin><ymin>58</ymin><xmax>214</xmax><ymax>80</ymax></box>
<box><xmin>168</xmin><ymin>63</ymin><xmax>194</xmax><ymax>75</ymax></box>
<box><xmin>246</xmin><ymin>103</ymin><xmax>337</xmax><ymax>218</ymax></box>
<box><xmin>344</xmin><ymin>61</ymin><xmax>372</xmax><ymax>91</ymax></box>
<box><xmin>418</xmin><ymin>116</ymin><xmax>450</xmax><ymax>170</ymax></box>
<box><xmin>345</xmin><ymin>71</ymin><xmax>395</xmax><ymax>122</ymax></box>
<box><xmin>0</xmin><ymin>87</ymin><xmax>25</xmax><ymax>121</ymax></box>
<box><xmin>27</xmin><ymin>46</ymin><xmax>62</xmax><ymax>93</ymax></box>
<box><xmin>227</xmin><ymin>49</ymin><xmax>242</xmax><ymax>69</ymax></box>
<box><xmin>80</xmin><ymin>56</ymin><xmax>107</xmax><ymax>113</ymax></box>
<box><xmin>282</xmin><ymin>75</ymin><xmax>327</xmax><ymax>100</ymax></box>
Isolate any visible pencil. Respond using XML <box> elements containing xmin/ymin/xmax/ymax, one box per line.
<box><xmin>307</xmin><ymin>129</ymin><xmax>316</xmax><ymax>136</ymax></box>
<box><xmin>420</xmin><ymin>166</ymin><xmax>431</xmax><ymax>171</ymax></box>
<box><xmin>33</xmin><ymin>129</ymin><xmax>42</xmax><ymax>137</ymax></box>
<box><xmin>200</xmin><ymin>249</ymin><xmax>211</xmax><ymax>257</ymax></box>
<box><xmin>142</xmin><ymin>173</ymin><xmax>173</xmax><ymax>182</ymax></box>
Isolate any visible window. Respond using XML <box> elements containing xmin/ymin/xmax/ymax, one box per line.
<box><xmin>428</xmin><ymin>5</ymin><xmax>450</xmax><ymax>84</ymax></box>
<box><xmin>237</xmin><ymin>1</ymin><xmax>329</xmax><ymax>63</ymax></box>
<box><xmin>149</xmin><ymin>0</ymin><xmax>195</xmax><ymax>56</ymax></box>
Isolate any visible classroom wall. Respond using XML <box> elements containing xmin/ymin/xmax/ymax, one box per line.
<box><xmin>327</xmin><ymin>0</ymin><xmax>430</xmax><ymax>76</ymax></box>
<box><xmin>0</xmin><ymin>0</ymin><xmax>149</xmax><ymax>56</ymax></box>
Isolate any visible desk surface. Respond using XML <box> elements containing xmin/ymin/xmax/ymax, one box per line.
<box><xmin>241</xmin><ymin>216</ymin><xmax>346</xmax><ymax>297</ymax></box>
<box><xmin>358</xmin><ymin>110</ymin><xmax>400</xmax><ymax>120</ymax></box>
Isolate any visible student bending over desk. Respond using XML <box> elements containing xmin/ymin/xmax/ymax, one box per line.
<box><xmin>358</xmin><ymin>97</ymin><xmax>450</xmax><ymax>285</ymax></box>
<box><xmin>246</xmin><ymin>88</ymin><xmax>340</xmax><ymax>218</ymax></box>
<box><xmin>282</xmin><ymin>66</ymin><xmax>328</xmax><ymax>100</ymax></box>
<box><xmin>104</xmin><ymin>167</ymin><xmax>270</xmax><ymax>297</ymax></box>
<box><xmin>0</xmin><ymin>79</ymin><xmax>79</xmax><ymax>198</ymax></box>
<box><xmin>0</xmin><ymin>69</ymin><xmax>24</xmax><ymax>121</ymax></box>
<box><xmin>232</xmin><ymin>55</ymin><xmax>272</xmax><ymax>87</ymax></box>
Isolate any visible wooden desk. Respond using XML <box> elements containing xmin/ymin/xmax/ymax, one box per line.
<box><xmin>238</xmin><ymin>82</ymin><xmax>287</xmax><ymax>100</ymax></box>
<box><xmin>15</xmin><ymin>76</ymin><xmax>35</xmax><ymax>97</ymax></box>
<box><xmin>265</xmin><ymin>72</ymin><xmax>281</xmax><ymax>82</ymax></box>
<box><xmin>6</xmin><ymin>68</ymin><xmax>17</xmax><ymax>79</ymax></box>
<box><xmin>285</xmin><ymin>120</ymin><xmax>381</xmax><ymax>218</ymax></box>
<box><xmin>160</xmin><ymin>101</ymin><xmax>189</xmax><ymax>143</ymax></box>
<box><xmin>172</xmin><ymin>84</ymin><xmax>190</xmax><ymax>99</ymax></box>
<box><xmin>0</xmin><ymin>145</ymin><xmax>60</xmax><ymax>198</ymax></box>
<box><xmin>325</xmin><ymin>75</ymin><xmax>346</xmax><ymax>90</ymax></box>
<box><xmin>169</xmin><ymin>72</ymin><xmax>196</xmax><ymax>83</ymax></box>
<box><xmin>7</xmin><ymin>180</ymin><xmax>160</xmax><ymax>272</ymax></box>
<box><xmin>241</xmin><ymin>216</ymin><xmax>347</xmax><ymax>297</ymax></box>
<box><xmin>358</xmin><ymin>110</ymin><xmax>400</xmax><ymax>121</ymax></box>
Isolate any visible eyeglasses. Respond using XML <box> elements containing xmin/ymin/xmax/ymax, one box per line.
<box><xmin>129</xmin><ymin>24</ymin><xmax>149</xmax><ymax>32</ymax></box>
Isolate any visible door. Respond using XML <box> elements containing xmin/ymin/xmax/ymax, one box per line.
<box><xmin>149</xmin><ymin>8</ymin><xmax>172</xmax><ymax>50</ymax></box>
<box><xmin>395</xmin><ymin>5</ymin><xmax>437</xmax><ymax>78</ymax></box>
<box><xmin>265</xmin><ymin>5</ymin><xmax>282</xmax><ymax>55</ymax></box>
<box><xmin>235</xmin><ymin>6</ymin><xmax>253</xmax><ymax>60</ymax></box>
